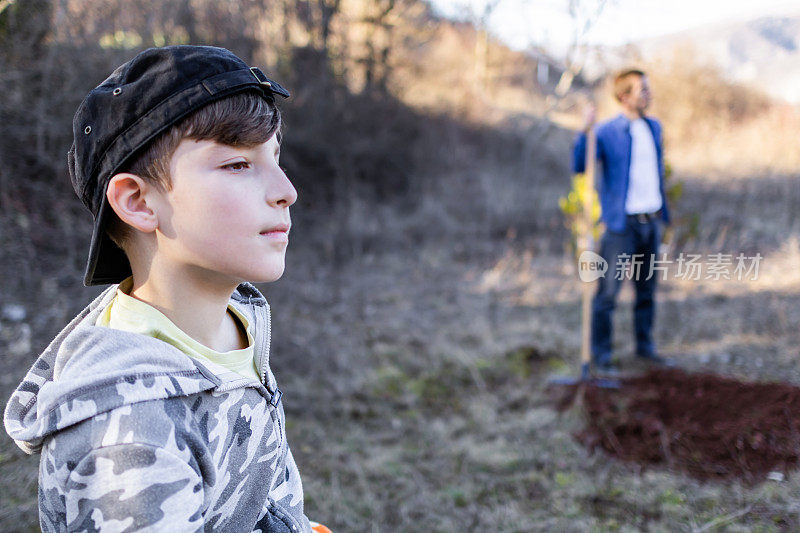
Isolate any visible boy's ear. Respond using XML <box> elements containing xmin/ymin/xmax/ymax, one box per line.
<box><xmin>106</xmin><ymin>173</ymin><xmax>159</xmax><ymax>233</ymax></box>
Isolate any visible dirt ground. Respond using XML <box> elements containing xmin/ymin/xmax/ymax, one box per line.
<box><xmin>2</xmin><ymin>172</ymin><xmax>800</xmax><ymax>531</ymax></box>
<box><xmin>562</xmin><ymin>368</ymin><xmax>800</xmax><ymax>485</ymax></box>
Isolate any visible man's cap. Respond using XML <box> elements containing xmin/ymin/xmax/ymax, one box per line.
<box><xmin>68</xmin><ymin>45</ymin><xmax>290</xmax><ymax>286</ymax></box>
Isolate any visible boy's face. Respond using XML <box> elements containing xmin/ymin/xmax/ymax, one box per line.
<box><xmin>151</xmin><ymin>133</ymin><xmax>297</xmax><ymax>285</ymax></box>
<box><xmin>621</xmin><ymin>75</ymin><xmax>651</xmax><ymax>116</ymax></box>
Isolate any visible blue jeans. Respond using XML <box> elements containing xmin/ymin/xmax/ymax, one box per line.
<box><xmin>591</xmin><ymin>216</ymin><xmax>661</xmax><ymax>366</ymax></box>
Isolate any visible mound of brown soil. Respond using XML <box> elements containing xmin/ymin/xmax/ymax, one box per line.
<box><xmin>564</xmin><ymin>369</ymin><xmax>800</xmax><ymax>484</ymax></box>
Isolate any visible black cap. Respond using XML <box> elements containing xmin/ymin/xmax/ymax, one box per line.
<box><xmin>68</xmin><ymin>45</ymin><xmax>290</xmax><ymax>286</ymax></box>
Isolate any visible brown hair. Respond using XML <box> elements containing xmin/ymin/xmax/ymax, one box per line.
<box><xmin>613</xmin><ymin>68</ymin><xmax>645</xmax><ymax>103</ymax></box>
<box><xmin>107</xmin><ymin>91</ymin><xmax>282</xmax><ymax>249</ymax></box>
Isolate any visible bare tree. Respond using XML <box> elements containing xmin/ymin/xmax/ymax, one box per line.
<box><xmin>520</xmin><ymin>0</ymin><xmax>612</xmax><ymax>156</ymax></box>
<box><xmin>472</xmin><ymin>0</ymin><xmax>502</xmax><ymax>89</ymax></box>
<box><xmin>360</xmin><ymin>0</ymin><xmax>398</xmax><ymax>93</ymax></box>
<box><xmin>551</xmin><ymin>0</ymin><xmax>609</xmax><ymax>100</ymax></box>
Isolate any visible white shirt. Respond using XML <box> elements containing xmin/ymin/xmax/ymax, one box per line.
<box><xmin>625</xmin><ymin>118</ymin><xmax>663</xmax><ymax>215</ymax></box>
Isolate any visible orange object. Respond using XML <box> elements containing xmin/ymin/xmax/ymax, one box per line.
<box><xmin>310</xmin><ymin>522</ymin><xmax>333</xmax><ymax>533</ymax></box>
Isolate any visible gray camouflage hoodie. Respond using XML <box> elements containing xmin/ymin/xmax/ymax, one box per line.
<box><xmin>4</xmin><ymin>283</ymin><xmax>311</xmax><ymax>532</ymax></box>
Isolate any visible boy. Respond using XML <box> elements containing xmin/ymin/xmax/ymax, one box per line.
<box><xmin>4</xmin><ymin>45</ymin><xmax>329</xmax><ymax>532</ymax></box>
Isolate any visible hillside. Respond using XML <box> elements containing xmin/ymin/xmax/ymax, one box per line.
<box><xmin>630</xmin><ymin>13</ymin><xmax>800</xmax><ymax>104</ymax></box>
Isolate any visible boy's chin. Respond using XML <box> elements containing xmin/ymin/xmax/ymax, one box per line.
<box><xmin>247</xmin><ymin>263</ymin><xmax>286</xmax><ymax>284</ymax></box>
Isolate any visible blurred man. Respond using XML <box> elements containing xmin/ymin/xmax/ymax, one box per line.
<box><xmin>572</xmin><ymin>68</ymin><xmax>674</xmax><ymax>374</ymax></box>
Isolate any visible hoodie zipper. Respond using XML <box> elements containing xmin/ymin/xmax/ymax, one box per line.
<box><xmin>260</xmin><ymin>301</ymin><xmax>272</xmax><ymax>387</ymax></box>
<box><xmin>257</xmin><ymin>302</ymin><xmax>282</xmax><ymax>407</ymax></box>
<box><xmin>258</xmin><ymin>301</ymin><xmax>286</xmax><ymax>461</ymax></box>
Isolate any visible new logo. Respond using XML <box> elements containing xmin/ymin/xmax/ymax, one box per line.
<box><xmin>578</xmin><ymin>251</ymin><xmax>607</xmax><ymax>282</ymax></box>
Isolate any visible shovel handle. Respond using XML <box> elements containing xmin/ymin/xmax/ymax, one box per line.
<box><xmin>580</xmin><ymin>125</ymin><xmax>597</xmax><ymax>366</ymax></box>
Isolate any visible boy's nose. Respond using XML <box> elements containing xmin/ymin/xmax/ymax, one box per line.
<box><xmin>269</xmin><ymin>168</ymin><xmax>297</xmax><ymax>207</ymax></box>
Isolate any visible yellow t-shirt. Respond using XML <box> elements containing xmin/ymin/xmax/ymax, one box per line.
<box><xmin>95</xmin><ymin>277</ymin><xmax>260</xmax><ymax>382</ymax></box>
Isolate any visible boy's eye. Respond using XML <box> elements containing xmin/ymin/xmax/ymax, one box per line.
<box><xmin>222</xmin><ymin>161</ymin><xmax>250</xmax><ymax>171</ymax></box>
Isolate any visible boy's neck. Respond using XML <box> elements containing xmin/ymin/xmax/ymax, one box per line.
<box><xmin>622</xmin><ymin>106</ymin><xmax>644</xmax><ymax>121</ymax></box>
<box><xmin>128</xmin><ymin>265</ymin><xmax>247</xmax><ymax>352</ymax></box>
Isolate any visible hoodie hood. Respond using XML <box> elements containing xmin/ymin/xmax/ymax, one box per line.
<box><xmin>4</xmin><ymin>282</ymin><xmax>272</xmax><ymax>454</ymax></box>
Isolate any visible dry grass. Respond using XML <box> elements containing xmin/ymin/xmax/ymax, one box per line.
<box><xmin>275</xmin><ymin>210</ymin><xmax>800</xmax><ymax>530</ymax></box>
<box><xmin>2</xmin><ymin>118</ymin><xmax>800</xmax><ymax>529</ymax></box>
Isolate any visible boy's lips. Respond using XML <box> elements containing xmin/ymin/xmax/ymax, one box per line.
<box><xmin>260</xmin><ymin>223</ymin><xmax>290</xmax><ymax>239</ymax></box>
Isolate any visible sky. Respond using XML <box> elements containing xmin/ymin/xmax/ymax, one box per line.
<box><xmin>430</xmin><ymin>0</ymin><xmax>800</xmax><ymax>55</ymax></box>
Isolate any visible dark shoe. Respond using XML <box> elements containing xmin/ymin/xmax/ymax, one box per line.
<box><xmin>637</xmin><ymin>353</ymin><xmax>677</xmax><ymax>367</ymax></box>
<box><xmin>594</xmin><ymin>362</ymin><xmax>621</xmax><ymax>377</ymax></box>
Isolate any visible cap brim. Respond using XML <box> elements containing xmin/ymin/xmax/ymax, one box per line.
<box><xmin>83</xmin><ymin>191</ymin><xmax>132</xmax><ymax>286</ymax></box>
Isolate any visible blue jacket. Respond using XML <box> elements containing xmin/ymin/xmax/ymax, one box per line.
<box><xmin>572</xmin><ymin>113</ymin><xmax>670</xmax><ymax>233</ymax></box>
